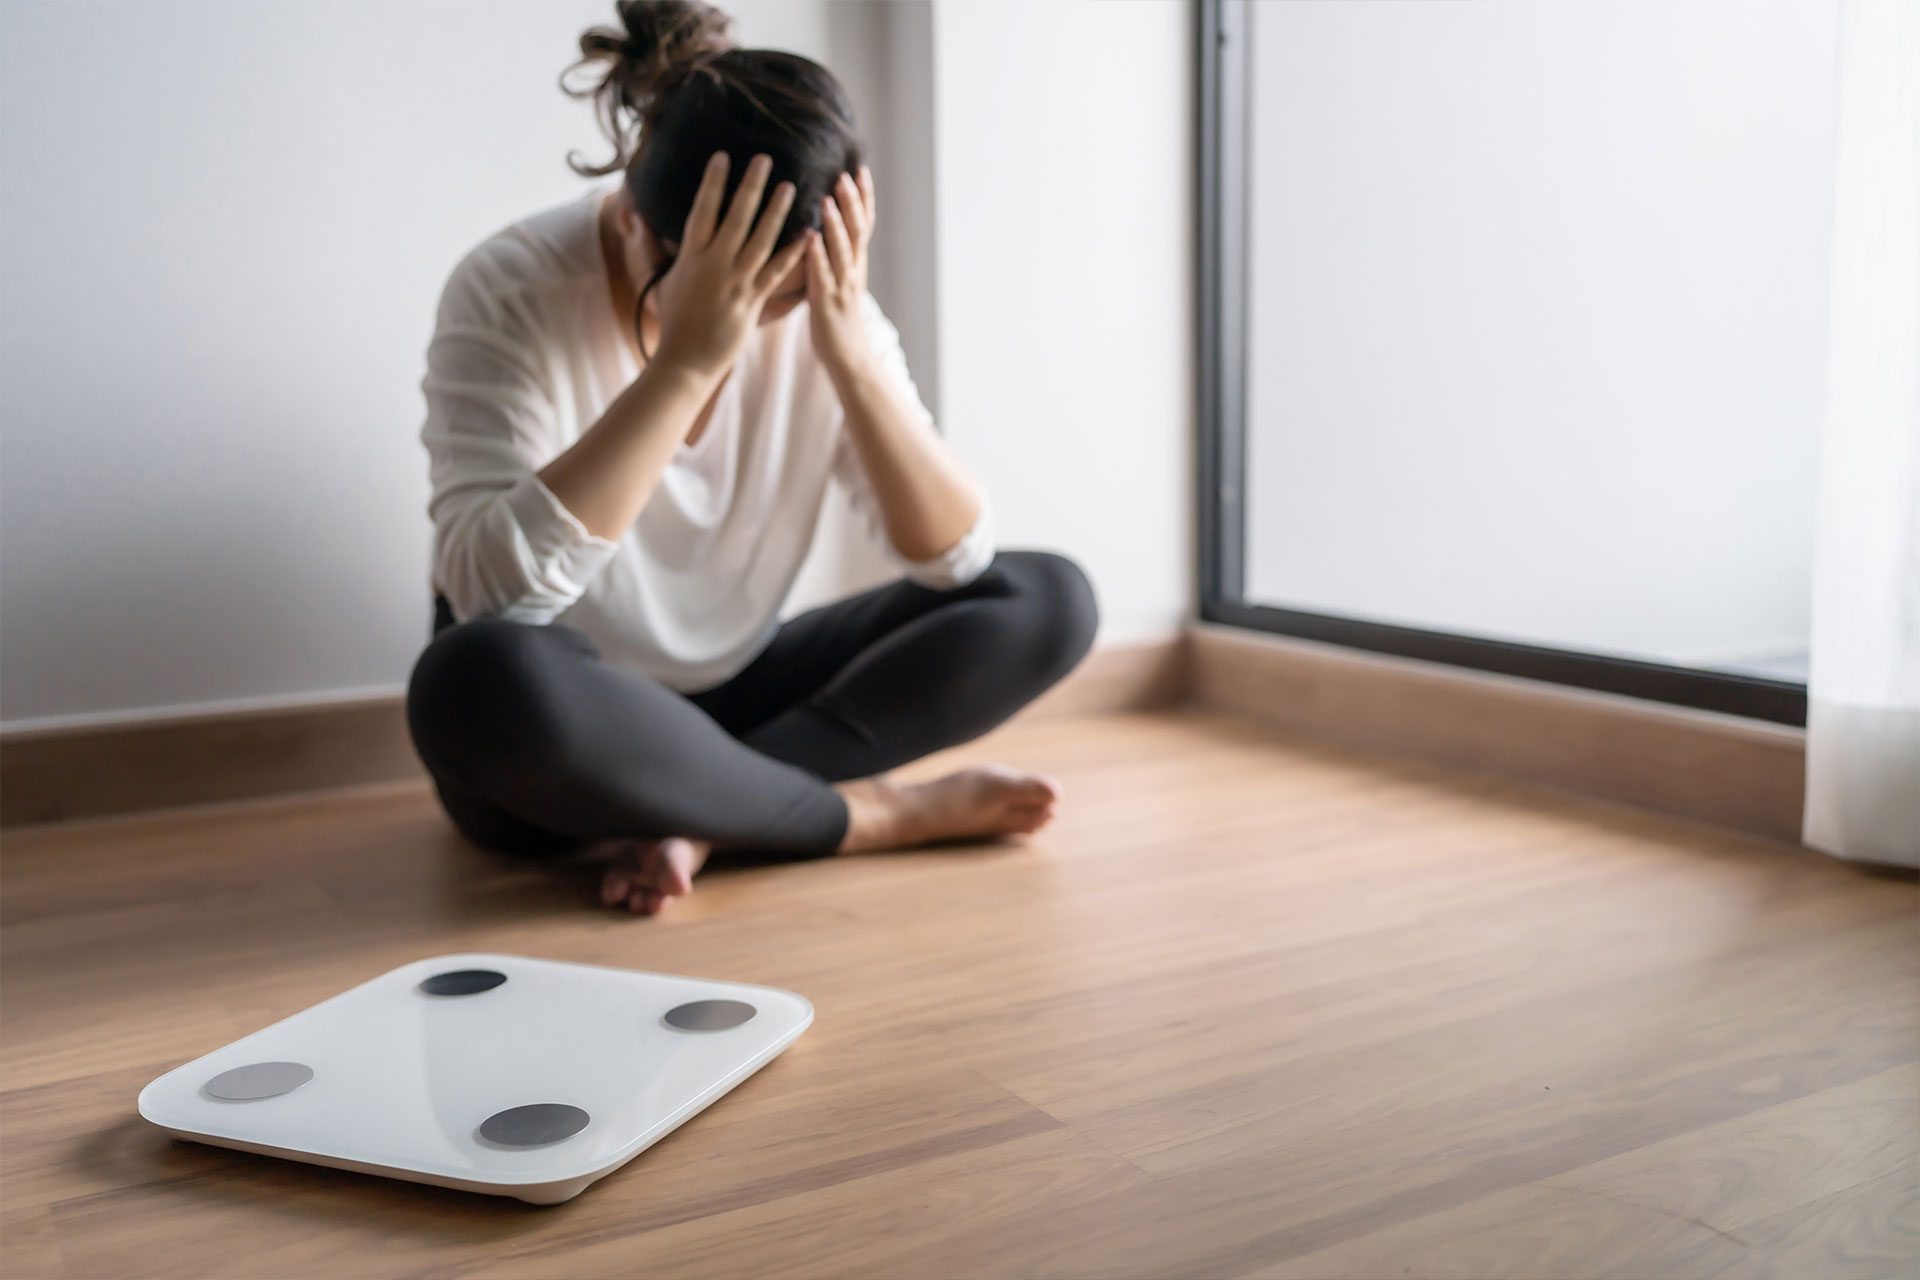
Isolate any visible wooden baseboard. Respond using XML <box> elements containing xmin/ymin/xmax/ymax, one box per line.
<box><xmin>0</xmin><ymin>637</ymin><xmax>1188</xmax><ymax>829</ymax></box>
<box><xmin>0</xmin><ymin>695</ymin><xmax>424</xmax><ymax>828</ymax></box>
<box><xmin>1187</xmin><ymin>624</ymin><xmax>1805</xmax><ymax>844</ymax></box>
<box><xmin>1023</xmin><ymin>632</ymin><xmax>1190</xmax><ymax>722</ymax></box>
<box><xmin>2</xmin><ymin>628</ymin><xmax>1799</xmax><ymax>842</ymax></box>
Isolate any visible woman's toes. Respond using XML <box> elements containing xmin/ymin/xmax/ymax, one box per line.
<box><xmin>605</xmin><ymin>838</ymin><xmax>707</xmax><ymax>916</ymax></box>
<box><xmin>657</xmin><ymin>839</ymin><xmax>697</xmax><ymax>896</ymax></box>
<box><xmin>979</xmin><ymin>766</ymin><xmax>1059</xmax><ymax>808</ymax></box>
<box><xmin>1022</xmin><ymin>773</ymin><xmax>1062</xmax><ymax>805</ymax></box>
<box><xmin>1015</xmin><ymin>806</ymin><xmax>1055</xmax><ymax>834</ymax></box>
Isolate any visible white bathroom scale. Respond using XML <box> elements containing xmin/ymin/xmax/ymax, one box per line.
<box><xmin>137</xmin><ymin>953</ymin><xmax>813</xmax><ymax>1204</ymax></box>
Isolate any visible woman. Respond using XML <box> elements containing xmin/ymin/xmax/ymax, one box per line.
<box><xmin>406</xmin><ymin>0</ymin><xmax>1097</xmax><ymax>915</ymax></box>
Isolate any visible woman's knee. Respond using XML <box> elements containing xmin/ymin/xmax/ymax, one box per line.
<box><xmin>990</xmin><ymin>550</ymin><xmax>1100</xmax><ymax>679</ymax></box>
<box><xmin>405</xmin><ymin>618</ymin><xmax>583</xmax><ymax>773</ymax></box>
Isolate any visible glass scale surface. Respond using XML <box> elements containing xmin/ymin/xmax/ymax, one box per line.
<box><xmin>137</xmin><ymin>953</ymin><xmax>813</xmax><ymax>1203</ymax></box>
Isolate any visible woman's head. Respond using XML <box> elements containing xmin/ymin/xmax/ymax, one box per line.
<box><xmin>565</xmin><ymin>1</ymin><xmax>862</xmax><ymax>324</ymax></box>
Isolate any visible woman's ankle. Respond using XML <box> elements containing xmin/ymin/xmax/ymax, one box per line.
<box><xmin>833</xmin><ymin>777</ymin><xmax>900</xmax><ymax>853</ymax></box>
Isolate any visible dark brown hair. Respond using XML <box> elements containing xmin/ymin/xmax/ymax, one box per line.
<box><xmin>562</xmin><ymin>1</ymin><xmax>863</xmax><ymax>354</ymax></box>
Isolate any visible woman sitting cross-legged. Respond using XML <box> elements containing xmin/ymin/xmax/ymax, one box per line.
<box><xmin>405</xmin><ymin>1</ymin><xmax>1097</xmax><ymax>915</ymax></box>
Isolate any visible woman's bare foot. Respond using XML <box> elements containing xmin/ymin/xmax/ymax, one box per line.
<box><xmin>599</xmin><ymin>837</ymin><xmax>710</xmax><ymax>915</ymax></box>
<box><xmin>835</xmin><ymin>765</ymin><xmax>1062</xmax><ymax>853</ymax></box>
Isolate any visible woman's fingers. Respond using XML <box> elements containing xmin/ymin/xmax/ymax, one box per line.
<box><xmin>820</xmin><ymin>193</ymin><xmax>853</xmax><ymax>281</ymax></box>
<box><xmin>834</xmin><ymin>172</ymin><xmax>870</xmax><ymax>259</ymax></box>
<box><xmin>680</xmin><ymin>151</ymin><xmax>730</xmax><ymax>251</ymax></box>
<box><xmin>804</xmin><ymin>230</ymin><xmax>830</xmax><ymax>300</ymax></box>
<box><xmin>756</xmin><ymin>229</ymin><xmax>813</xmax><ymax>296</ymax></box>
<box><xmin>854</xmin><ymin>166</ymin><xmax>876</xmax><ymax>252</ymax></box>
<box><xmin>716</xmin><ymin>153</ymin><xmax>774</xmax><ymax>252</ymax></box>
<box><xmin>740</xmin><ymin>181</ymin><xmax>796</xmax><ymax>276</ymax></box>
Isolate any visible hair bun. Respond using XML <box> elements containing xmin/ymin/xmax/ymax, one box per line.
<box><xmin>564</xmin><ymin>1</ymin><xmax>737</xmax><ymax>176</ymax></box>
<box><xmin>613</xmin><ymin>1</ymin><xmax>735</xmax><ymax>101</ymax></box>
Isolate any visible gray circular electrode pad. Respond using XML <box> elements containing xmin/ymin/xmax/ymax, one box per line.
<box><xmin>417</xmin><ymin>969</ymin><xmax>507</xmax><ymax>997</ymax></box>
<box><xmin>204</xmin><ymin>1061</ymin><xmax>314</xmax><ymax>1101</ymax></box>
<box><xmin>478</xmin><ymin>1103</ymin><xmax>591</xmax><ymax>1148</ymax></box>
<box><xmin>663</xmin><ymin>999</ymin><xmax>757</xmax><ymax>1032</ymax></box>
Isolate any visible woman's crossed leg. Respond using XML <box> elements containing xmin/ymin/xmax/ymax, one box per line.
<box><xmin>406</xmin><ymin>550</ymin><xmax>1098</xmax><ymax>913</ymax></box>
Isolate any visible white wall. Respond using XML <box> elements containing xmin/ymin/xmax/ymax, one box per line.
<box><xmin>783</xmin><ymin>0</ymin><xmax>934</xmax><ymax>615</ymax></box>
<box><xmin>0</xmin><ymin>0</ymin><xmax>919</xmax><ymax>726</ymax></box>
<box><xmin>1243</xmin><ymin>0</ymin><xmax>1838</xmax><ymax>670</ymax></box>
<box><xmin>930</xmin><ymin>0</ymin><xmax>1195</xmax><ymax>644</ymax></box>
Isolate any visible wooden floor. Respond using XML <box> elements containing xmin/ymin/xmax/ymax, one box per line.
<box><xmin>2</xmin><ymin>710</ymin><xmax>1915</xmax><ymax>1279</ymax></box>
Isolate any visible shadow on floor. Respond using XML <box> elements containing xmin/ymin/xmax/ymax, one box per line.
<box><xmin>73</xmin><ymin>1116</ymin><xmax>560</xmax><ymax>1240</ymax></box>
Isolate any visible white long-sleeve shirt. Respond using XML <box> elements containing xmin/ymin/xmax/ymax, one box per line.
<box><xmin>420</xmin><ymin>187</ymin><xmax>993</xmax><ymax>692</ymax></box>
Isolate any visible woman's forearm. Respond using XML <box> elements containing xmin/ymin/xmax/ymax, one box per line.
<box><xmin>538</xmin><ymin>357</ymin><xmax>724</xmax><ymax>541</ymax></box>
<box><xmin>544</xmin><ymin>154</ymin><xmax>808</xmax><ymax>542</ymax></box>
<box><xmin>833</xmin><ymin>357</ymin><xmax>983</xmax><ymax>562</ymax></box>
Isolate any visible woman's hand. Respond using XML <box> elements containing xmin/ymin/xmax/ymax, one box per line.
<box><xmin>807</xmin><ymin>166</ymin><xmax>878</xmax><ymax>384</ymax></box>
<box><xmin>537</xmin><ymin>153</ymin><xmax>808</xmax><ymax>541</ymax></box>
<box><xmin>814</xmin><ymin>163</ymin><xmax>986</xmax><ymax>564</ymax></box>
<box><xmin>653</xmin><ymin>152</ymin><xmax>812</xmax><ymax>380</ymax></box>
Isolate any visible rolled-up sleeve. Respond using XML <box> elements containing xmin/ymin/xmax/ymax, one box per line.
<box><xmin>831</xmin><ymin>295</ymin><xmax>996</xmax><ymax>589</ymax></box>
<box><xmin>420</xmin><ymin>290</ymin><xmax>619</xmax><ymax>624</ymax></box>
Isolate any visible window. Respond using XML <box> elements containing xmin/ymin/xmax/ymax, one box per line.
<box><xmin>1199</xmin><ymin>0</ymin><xmax>1834</xmax><ymax>725</ymax></box>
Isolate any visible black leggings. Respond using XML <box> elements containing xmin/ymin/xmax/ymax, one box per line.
<box><xmin>405</xmin><ymin>550</ymin><xmax>1098</xmax><ymax>859</ymax></box>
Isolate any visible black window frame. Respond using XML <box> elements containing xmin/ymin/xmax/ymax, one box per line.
<box><xmin>1196</xmin><ymin>0</ymin><xmax>1807</xmax><ymax>728</ymax></box>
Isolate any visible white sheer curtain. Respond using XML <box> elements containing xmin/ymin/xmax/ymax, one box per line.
<box><xmin>1803</xmin><ymin>0</ymin><xmax>1920</xmax><ymax>865</ymax></box>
